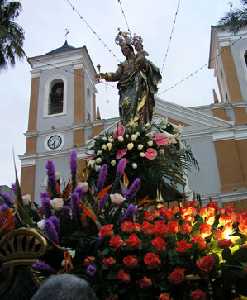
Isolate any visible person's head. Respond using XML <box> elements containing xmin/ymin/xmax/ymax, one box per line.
<box><xmin>121</xmin><ymin>44</ymin><xmax>134</xmax><ymax>58</ymax></box>
<box><xmin>31</xmin><ymin>274</ymin><xmax>97</xmax><ymax>300</ymax></box>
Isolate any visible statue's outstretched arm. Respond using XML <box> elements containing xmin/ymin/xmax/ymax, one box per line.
<box><xmin>100</xmin><ymin>64</ymin><xmax>122</xmax><ymax>82</ymax></box>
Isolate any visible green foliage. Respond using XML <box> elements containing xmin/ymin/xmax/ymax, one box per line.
<box><xmin>218</xmin><ymin>0</ymin><xmax>247</xmax><ymax>32</ymax></box>
<box><xmin>0</xmin><ymin>0</ymin><xmax>25</xmax><ymax>69</ymax></box>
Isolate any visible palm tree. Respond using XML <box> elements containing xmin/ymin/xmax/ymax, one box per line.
<box><xmin>218</xmin><ymin>0</ymin><xmax>247</xmax><ymax>32</ymax></box>
<box><xmin>0</xmin><ymin>0</ymin><xmax>25</xmax><ymax>70</ymax></box>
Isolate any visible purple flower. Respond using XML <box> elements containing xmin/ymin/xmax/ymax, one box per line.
<box><xmin>86</xmin><ymin>263</ymin><xmax>96</xmax><ymax>276</ymax></box>
<box><xmin>99</xmin><ymin>193</ymin><xmax>109</xmax><ymax>210</ymax></box>
<box><xmin>122</xmin><ymin>204</ymin><xmax>138</xmax><ymax>220</ymax></box>
<box><xmin>40</xmin><ymin>192</ymin><xmax>51</xmax><ymax>218</ymax></box>
<box><xmin>45</xmin><ymin>160</ymin><xmax>56</xmax><ymax>193</ymax></box>
<box><xmin>125</xmin><ymin>178</ymin><xmax>141</xmax><ymax>200</ymax></box>
<box><xmin>0</xmin><ymin>191</ymin><xmax>13</xmax><ymax>207</ymax></box>
<box><xmin>44</xmin><ymin>219</ymin><xmax>59</xmax><ymax>244</ymax></box>
<box><xmin>11</xmin><ymin>183</ymin><xmax>17</xmax><ymax>193</ymax></box>
<box><xmin>70</xmin><ymin>150</ymin><xmax>77</xmax><ymax>177</ymax></box>
<box><xmin>49</xmin><ymin>215</ymin><xmax>60</xmax><ymax>235</ymax></box>
<box><xmin>97</xmin><ymin>164</ymin><xmax>108</xmax><ymax>191</ymax></box>
<box><xmin>32</xmin><ymin>261</ymin><xmax>55</xmax><ymax>274</ymax></box>
<box><xmin>71</xmin><ymin>192</ymin><xmax>80</xmax><ymax>220</ymax></box>
<box><xmin>117</xmin><ymin>158</ymin><xmax>127</xmax><ymax>176</ymax></box>
<box><xmin>0</xmin><ymin>203</ymin><xmax>8</xmax><ymax>212</ymax></box>
<box><xmin>74</xmin><ymin>186</ymin><xmax>86</xmax><ymax>199</ymax></box>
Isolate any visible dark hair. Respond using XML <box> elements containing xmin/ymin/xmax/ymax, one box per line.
<box><xmin>31</xmin><ymin>274</ymin><xmax>97</xmax><ymax>300</ymax></box>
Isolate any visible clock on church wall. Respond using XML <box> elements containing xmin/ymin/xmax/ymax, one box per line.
<box><xmin>45</xmin><ymin>134</ymin><xmax>64</xmax><ymax>151</ymax></box>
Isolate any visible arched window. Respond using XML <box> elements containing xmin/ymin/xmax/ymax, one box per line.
<box><xmin>48</xmin><ymin>79</ymin><xmax>64</xmax><ymax>115</ymax></box>
<box><xmin>245</xmin><ymin>51</ymin><xmax>247</xmax><ymax>66</ymax></box>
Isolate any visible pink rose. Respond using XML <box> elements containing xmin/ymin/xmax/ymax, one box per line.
<box><xmin>145</xmin><ymin>148</ymin><xmax>157</xmax><ymax>160</ymax></box>
<box><xmin>116</xmin><ymin>148</ymin><xmax>127</xmax><ymax>159</ymax></box>
<box><xmin>113</xmin><ymin>124</ymin><xmax>125</xmax><ymax>138</ymax></box>
<box><xmin>154</xmin><ymin>133</ymin><xmax>169</xmax><ymax>146</ymax></box>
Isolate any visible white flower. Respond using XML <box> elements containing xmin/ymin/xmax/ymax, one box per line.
<box><xmin>77</xmin><ymin>182</ymin><xmax>89</xmax><ymax>192</ymax></box>
<box><xmin>126</xmin><ymin>134</ymin><xmax>129</xmax><ymax>138</ymax></box>
<box><xmin>127</xmin><ymin>143</ymin><xmax>134</xmax><ymax>150</ymax></box>
<box><xmin>137</xmin><ymin>144</ymin><xmax>143</xmax><ymax>150</ymax></box>
<box><xmin>132</xmin><ymin>163</ymin><xmax>137</xmax><ymax>169</ymax></box>
<box><xmin>37</xmin><ymin>219</ymin><xmax>46</xmax><ymax>230</ymax></box>
<box><xmin>97</xmin><ymin>150</ymin><xmax>102</xmax><ymax>155</ymax></box>
<box><xmin>108</xmin><ymin>136</ymin><xmax>113</xmax><ymax>143</ymax></box>
<box><xmin>111</xmin><ymin>160</ymin><xmax>116</xmax><ymax>166</ymax></box>
<box><xmin>131</xmin><ymin>134</ymin><xmax>137</xmax><ymax>141</ymax></box>
<box><xmin>95</xmin><ymin>165</ymin><xmax>101</xmax><ymax>171</ymax></box>
<box><xmin>102</xmin><ymin>136</ymin><xmax>107</xmax><ymax>141</ymax></box>
<box><xmin>102</xmin><ymin>144</ymin><xmax>107</xmax><ymax>150</ymax></box>
<box><xmin>50</xmin><ymin>198</ymin><xmax>64</xmax><ymax>211</ymax></box>
<box><xmin>22</xmin><ymin>194</ymin><xmax>31</xmax><ymax>206</ymax></box>
<box><xmin>140</xmin><ymin>152</ymin><xmax>145</xmax><ymax>157</ymax></box>
<box><xmin>107</xmin><ymin>142</ymin><xmax>112</xmax><ymax>151</ymax></box>
<box><xmin>96</xmin><ymin>157</ymin><xmax>102</xmax><ymax>164</ymax></box>
<box><xmin>136</xmin><ymin>131</ymin><xmax>140</xmax><ymax>137</ymax></box>
<box><xmin>145</xmin><ymin>122</ymin><xmax>151</xmax><ymax>129</ymax></box>
<box><xmin>88</xmin><ymin>160</ymin><xmax>95</xmax><ymax>167</ymax></box>
<box><xmin>118</xmin><ymin>136</ymin><xmax>124</xmax><ymax>142</ymax></box>
<box><xmin>110</xmin><ymin>193</ymin><xmax>125</xmax><ymax>205</ymax></box>
<box><xmin>147</xmin><ymin>140</ymin><xmax>153</xmax><ymax>146</ymax></box>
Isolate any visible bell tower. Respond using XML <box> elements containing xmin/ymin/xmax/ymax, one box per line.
<box><xmin>20</xmin><ymin>41</ymin><xmax>100</xmax><ymax>201</ymax></box>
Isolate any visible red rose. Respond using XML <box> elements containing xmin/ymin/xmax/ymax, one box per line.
<box><xmin>102</xmin><ymin>256</ymin><xmax>116</xmax><ymax>266</ymax></box>
<box><xmin>199</xmin><ymin>223</ymin><xmax>211</xmax><ymax>238</ymax></box>
<box><xmin>218</xmin><ymin>239</ymin><xmax>232</xmax><ymax>248</ymax></box>
<box><xmin>196</xmin><ymin>255</ymin><xmax>215</xmax><ymax>273</ymax></box>
<box><xmin>159</xmin><ymin>207</ymin><xmax>173</xmax><ymax>220</ymax></box>
<box><xmin>142</xmin><ymin>221</ymin><xmax>154</xmax><ymax>235</ymax></box>
<box><xmin>159</xmin><ymin>293</ymin><xmax>172</xmax><ymax>300</ymax></box>
<box><xmin>191</xmin><ymin>236</ymin><xmax>207</xmax><ymax>250</ymax></box>
<box><xmin>121</xmin><ymin>221</ymin><xmax>135</xmax><ymax>233</ymax></box>
<box><xmin>116</xmin><ymin>269</ymin><xmax>130</xmax><ymax>282</ymax></box>
<box><xmin>99</xmin><ymin>224</ymin><xmax>113</xmax><ymax>238</ymax></box>
<box><xmin>168</xmin><ymin>220</ymin><xmax>179</xmax><ymax>233</ymax></box>
<box><xmin>144</xmin><ymin>252</ymin><xmax>161</xmax><ymax>267</ymax></box>
<box><xmin>168</xmin><ymin>268</ymin><xmax>185</xmax><ymax>285</ymax></box>
<box><xmin>109</xmin><ymin>235</ymin><xmax>124</xmax><ymax>249</ymax></box>
<box><xmin>151</xmin><ymin>237</ymin><xmax>166</xmax><ymax>251</ymax></box>
<box><xmin>145</xmin><ymin>148</ymin><xmax>157</xmax><ymax>160</ymax></box>
<box><xmin>83</xmin><ymin>256</ymin><xmax>95</xmax><ymax>266</ymax></box>
<box><xmin>154</xmin><ymin>220</ymin><xmax>168</xmax><ymax>235</ymax></box>
<box><xmin>191</xmin><ymin>289</ymin><xmax>207</xmax><ymax>300</ymax></box>
<box><xmin>176</xmin><ymin>240</ymin><xmax>192</xmax><ymax>253</ymax></box>
<box><xmin>123</xmin><ymin>255</ymin><xmax>138</xmax><ymax>267</ymax></box>
<box><xmin>125</xmin><ymin>233</ymin><xmax>141</xmax><ymax>248</ymax></box>
<box><xmin>144</xmin><ymin>211</ymin><xmax>155</xmax><ymax>221</ymax></box>
<box><xmin>181</xmin><ymin>222</ymin><xmax>192</xmax><ymax>234</ymax></box>
<box><xmin>139</xmin><ymin>276</ymin><xmax>152</xmax><ymax>288</ymax></box>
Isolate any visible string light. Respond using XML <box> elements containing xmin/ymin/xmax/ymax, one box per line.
<box><xmin>160</xmin><ymin>0</ymin><xmax>182</xmax><ymax>75</ymax></box>
<box><xmin>117</xmin><ymin>0</ymin><xmax>131</xmax><ymax>34</ymax></box>
<box><xmin>158</xmin><ymin>35</ymin><xmax>246</xmax><ymax>96</ymax></box>
<box><xmin>64</xmin><ymin>0</ymin><xmax>120</xmax><ymax>62</ymax></box>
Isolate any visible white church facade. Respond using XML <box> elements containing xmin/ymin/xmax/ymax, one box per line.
<box><xmin>20</xmin><ymin>26</ymin><xmax>247</xmax><ymax>210</ymax></box>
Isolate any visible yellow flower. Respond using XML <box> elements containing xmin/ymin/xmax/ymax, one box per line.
<box><xmin>127</xmin><ymin>143</ymin><xmax>134</xmax><ymax>150</ymax></box>
<box><xmin>107</xmin><ymin>143</ymin><xmax>112</xmax><ymax>151</ymax></box>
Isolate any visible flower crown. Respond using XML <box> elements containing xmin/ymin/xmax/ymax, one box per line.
<box><xmin>115</xmin><ymin>28</ymin><xmax>143</xmax><ymax>50</ymax></box>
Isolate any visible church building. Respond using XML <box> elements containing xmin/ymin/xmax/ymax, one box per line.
<box><xmin>20</xmin><ymin>25</ymin><xmax>247</xmax><ymax>209</ymax></box>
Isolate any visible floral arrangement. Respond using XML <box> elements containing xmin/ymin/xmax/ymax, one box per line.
<box><xmin>1</xmin><ymin>151</ymin><xmax>247</xmax><ymax>299</ymax></box>
<box><xmin>1</xmin><ymin>121</ymin><xmax>247</xmax><ymax>300</ymax></box>
<box><xmin>87</xmin><ymin>119</ymin><xmax>197</xmax><ymax>202</ymax></box>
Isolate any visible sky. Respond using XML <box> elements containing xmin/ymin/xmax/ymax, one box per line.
<box><xmin>0</xmin><ymin>0</ymin><xmax>241</xmax><ymax>186</ymax></box>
